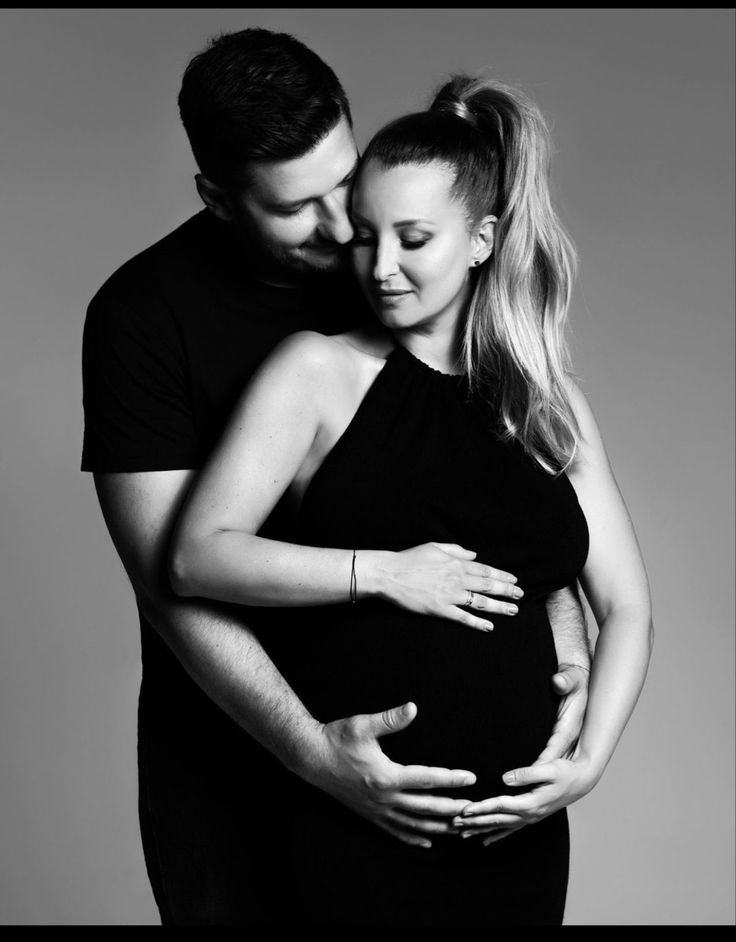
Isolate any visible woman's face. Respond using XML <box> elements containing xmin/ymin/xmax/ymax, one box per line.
<box><xmin>350</xmin><ymin>160</ymin><xmax>479</xmax><ymax>334</ymax></box>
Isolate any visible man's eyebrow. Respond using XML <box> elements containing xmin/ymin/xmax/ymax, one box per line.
<box><xmin>338</xmin><ymin>160</ymin><xmax>360</xmax><ymax>187</ymax></box>
<box><xmin>271</xmin><ymin>159</ymin><xmax>361</xmax><ymax>211</ymax></box>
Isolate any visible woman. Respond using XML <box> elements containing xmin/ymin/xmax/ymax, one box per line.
<box><xmin>169</xmin><ymin>74</ymin><xmax>653</xmax><ymax>925</ymax></box>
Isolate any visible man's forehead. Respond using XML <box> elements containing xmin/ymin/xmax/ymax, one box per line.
<box><xmin>248</xmin><ymin>118</ymin><xmax>358</xmax><ymax>205</ymax></box>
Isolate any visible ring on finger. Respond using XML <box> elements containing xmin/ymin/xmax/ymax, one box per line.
<box><xmin>465</xmin><ymin>590</ymin><xmax>475</xmax><ymax>607</ymax></box>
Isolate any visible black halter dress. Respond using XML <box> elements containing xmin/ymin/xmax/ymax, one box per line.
<box><xmin>256</xmin><ymin>342</ymin><xmax>589</xmax><ymax>925</ymax></box>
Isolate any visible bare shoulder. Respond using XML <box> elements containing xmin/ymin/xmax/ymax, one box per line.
<box><xmin>561</xmin><ymin>377</ymin><xmax>600</xmax><ymax>439</ymax></box>
<box><xmin>283</xmin><ymin>326</ymin><xmax>393</xmax><ymax>378</ymax></box>
<box><xmin>563</xmin><ymin>377</ymin><xmax>611</xmax><ymax>477</ymax></box>
<box><xmin>254</xmin><ymin>329</ymin><xmax>389</xmax><ymax>413</ymax></box>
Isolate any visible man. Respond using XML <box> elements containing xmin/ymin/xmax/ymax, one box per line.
<box><xmin>82</xmin><ymin>27</ymin><xmax>590</xmax><ymax>925</ymax></box>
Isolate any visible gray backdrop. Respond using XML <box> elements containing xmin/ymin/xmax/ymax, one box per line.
<box><xmin>0</xmin><ymin>8</ymin><xmax>733</xmax><ymax>926</ymax></box>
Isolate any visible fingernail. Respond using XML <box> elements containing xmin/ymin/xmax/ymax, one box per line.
<box><xmin>503</xmin><ymin>772</ymin><xmax>516</xmax><ymax>785</ymax></box>
<box><xmin>507</xmin><ymin>605</ymin><xmax>518</xmax><ymax>615</ymax></box>
<box><xmin>514</xmin><ymin>588</ymin><xmax>524</xmax><ymax>599</ymax></box>
<box><xmin>462</xmin><ymin>775</ymin><xmax>475</xmax><ymax>785</ymax></box>
<box><xmin>421</xmin><ymin>840</ymin><xmax>432</xmax><ymax>849</ymax></box>
<box><xmin>485</xmin><ymin>623</ymin><xmax>494</xmax><ymax>632</ymax></box>
<box><xmin>461</xmin><ymin>831</ymin><xmax>474</xmax><ymax>839</ymax></box>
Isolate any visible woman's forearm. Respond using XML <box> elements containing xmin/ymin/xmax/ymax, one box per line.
<box><xmin>170</xmin><ymin>530</ymin><xmax>388</xmax><ymax>606</ymax></box>
<box><xmin>575</xmin><ymin>605</ymin><xmax>654</xmax><ymax>783</ymax></box>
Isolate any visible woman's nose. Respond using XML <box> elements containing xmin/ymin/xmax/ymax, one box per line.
<box><xmin>372</xmin><ymin>242</ymin><xmax>400</xmax><ymax>283</ymax></box>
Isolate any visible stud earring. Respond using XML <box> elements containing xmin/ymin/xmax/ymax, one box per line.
<box><xmin>473</xmin><ymin>259</ymin><xmax>480</xmax><ymax>266</ymax></box>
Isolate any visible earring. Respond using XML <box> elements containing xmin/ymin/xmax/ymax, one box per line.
<box><xmin>473</xmin><ymin>259</ymin><xmax>480</xmax><ymax>266</ymax></box>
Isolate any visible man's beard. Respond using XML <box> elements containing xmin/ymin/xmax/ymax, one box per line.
<box><xmin>269</xmin><ymin>239</ymin><xmax>352</xmax><ymax>284</ymax></box>
<box><xmin>241</xmin><ymin>229</ymin><xmax>352</xmax><ymax>286</ymax></box>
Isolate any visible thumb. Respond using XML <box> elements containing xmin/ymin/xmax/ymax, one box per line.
<box><xmin>433</xmin><ymin>542</ymin><xmax>477</xmax><ymax>559</ymax></box>
<box><xmin>368</xmin><ymin>701</ymin><xmax>417</xmax><ymax>739</ymax></box>
<box><xmin>551</xmin><ymin>671</ymin><xmax>572</xmax><ymax>694</ymax></box>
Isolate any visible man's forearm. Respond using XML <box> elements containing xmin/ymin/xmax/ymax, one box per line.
<box><xmin>547</xmin><ymin>583</ymin><xmax>591</xmax><ymax>670</ymax></box>
<box><xmin>140</xmin><ymin>589</ymin><xmax>321</xmax><ymax>777</ymax></box>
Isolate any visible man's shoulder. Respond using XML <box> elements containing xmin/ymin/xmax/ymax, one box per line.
<box><xmin>88</xmin><ymin>210</ymin><xmax>211</xmax><ymax>311</ymax></box>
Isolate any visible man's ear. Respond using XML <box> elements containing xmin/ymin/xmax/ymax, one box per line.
<box><xmin>470</xmin><ymin>214</ymin><xmax>498</xmax><ymax>267</ymax></box>
<box><xmin>195</xmin><ymin>174</ymin><xmax>234</xmax><ymax>221</ymax></box>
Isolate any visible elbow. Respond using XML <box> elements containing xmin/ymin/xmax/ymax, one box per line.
<box><xmin>168</xmin><ymin>540</ymin><xmax>199</xmax><ymax>598</ymax></box>
<box><xmin>647</xmin><ymin>615</ymin><xmax>655</xmax><ymax>653</ymax></box>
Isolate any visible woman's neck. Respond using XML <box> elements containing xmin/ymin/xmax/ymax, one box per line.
<box><xmin>393</xmin><ymin>322</ymin><xmax>465</xmax><ymax>376</ymax></box>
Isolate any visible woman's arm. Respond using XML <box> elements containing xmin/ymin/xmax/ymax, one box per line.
<box><xmin>169</xmin><ymin>330</ymin><xmax>519</xmax><ymax>630</ymax></box>
<box><xmin>558</xmin><ymin>382</ymin><xmax>654</xmax><ymax>778</ymax></box>
<box><xmin>453</xmin><ymin>382</ymin><xmax>654</xmax><ymax>840</ymax></box>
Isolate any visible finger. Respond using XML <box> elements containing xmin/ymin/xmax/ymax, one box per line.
<box><xmin>535</xmin><ymin>737</ymin><xmax>573</xmax><ymax>764</ymax></box>
<box><xmin>466</xmin><ymin>574</ymin><xmax>524</xmax><ymax>600</ymax></box>
<box><xmin>460</xmin><ymin>794</ymin><xmax>531</xmax><ymax>817</ymax></box>
<box><xmin>534</xmin><ymin>723</ymin><xmax>578</xmax><ymax>763</ymax></box>
<box><xmin>446</xmin><ymin>606</ymin><xmax>495</xmax><ymax>633</ymax></box>
<box><xmin>432</xmin><ymin>542</ymin><xmax>477</xmax><ymax>559</ymax></box>
<box><xmin>376</xmin><ymin>820</ymin><xmax>433</xmax><ymax>850</ymax></box>
<box><xmin>459</xmin><ymin>590</ymin><xmax>519</xmax><ymax>617</ymax></box>
<box><xmin>482</xmin><ymin>827</ymin><xmax>519</xmax><ymax>846</ymax></box>
<box><xmin>466</xmin><ymin>562</ymin><xmax>518</xmax><ymax>584</ymax></box>
<box><xmin>551</xmin><ymin>672</ymin><xmax>572</xmax><ymax>694</ymax></box>
<box><xmin>551</xmin><ymin>669</ymin><xmax>588</xmax><ymax>696</ymax></box>
<box><xmin>393</xmin><ymin>793</ymin><xmax>473</xmax><ymax>817</ymax></box>
<box><xmin>385</xmin><ymin>809</ymin><xmax>453</xmax><ymax>835</ymax></box>
<box><xmin>452</xmin><ymin>813</ymin><xmax>523</xmax><ymax>830</ymax></box>
<box><xmin>392</xmin><ymin>764</ymin><xmax>477</xmax><ymax>790</ymax></box>
<box><xmin>366</xmin><ymin>701</ymin><xmax>417</xmax><ymax>739</ymax></box>
<box><xmin>535</xmin><ymin>699</ymin><xmax>586</xmax><ymax>763</ymax></box>
<box><xmin>501</xmin><ymin>764</ymin><xmax>556</xmax><ymax>789</ymax></box>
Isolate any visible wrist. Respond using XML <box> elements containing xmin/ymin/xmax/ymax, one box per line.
<box><xmin>557</xmin><ymin>661</ymin><xmax>591</xmax><ymax>674</ymax></box>
<box><xmin>572</xmin><ymin>747</ymin><xmax>607</xmax><ymax>791</ymax></box>
<box><xmin>354</xmin><ymin>550</ymin><xmax>394</xmax><ymax>601</ymax></box>
<box><xmin>280</xmin><ymin>717</ymin><xmax>328</xmax><ymax>783</ymax></box>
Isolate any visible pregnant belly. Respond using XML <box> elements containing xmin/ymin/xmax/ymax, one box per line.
<box><xmin>258</xmin><ymin>598</ymin><xmax>560</xmax><ymax>801</ymax></box>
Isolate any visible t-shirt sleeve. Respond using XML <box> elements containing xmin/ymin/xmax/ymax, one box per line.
<box><xmin>81</xmin><ymin>285</ymin><xmax>201</xmax><ymax>472</ymax></box>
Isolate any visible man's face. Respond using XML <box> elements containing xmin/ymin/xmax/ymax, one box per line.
<box><xmin>229</xmin><ymin>117</ymin><xmax>359</xmax><ymax>280</ymax></box>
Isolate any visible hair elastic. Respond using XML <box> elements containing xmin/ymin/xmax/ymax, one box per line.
<box><xmin>350</xmin><ymin>549</ymin><xmax>358</xmax><ymax>603</ymax></box>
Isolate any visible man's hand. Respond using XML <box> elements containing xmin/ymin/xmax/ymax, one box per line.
<box><xmin>451</xmin><ymin>752</ymin><xmax>599</xmax><ymax>845</ymax></box>
<box><xmin>301</xmin><ymin>701</ymin><xmax>477</xmax><ymax>849</ymax></box>
<box><xmin>536</xmin><ymin>662</ymin><xmax>590</xmax><ymax>763</ymax></box>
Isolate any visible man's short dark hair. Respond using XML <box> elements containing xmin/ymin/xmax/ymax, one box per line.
<box><xmin>178</xmin><ymin>27</ymin><xmax>353</xmax><ymax>189</ymax></box>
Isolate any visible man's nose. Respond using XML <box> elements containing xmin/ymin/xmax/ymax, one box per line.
<box><xmin>317</xmin><ymin>192</ymin><xmax>354</xmax><ymax>245</ymax></box>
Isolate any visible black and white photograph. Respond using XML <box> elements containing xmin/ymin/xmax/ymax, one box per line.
<box><xmin>0</xmin><ymin>7</ymin><xmax>733</xmax><ymax>926</ymax></box>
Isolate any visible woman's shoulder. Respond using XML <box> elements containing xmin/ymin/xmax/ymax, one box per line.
<box><xmin>268</xmin><ymin>327</ymin><xmax>393</xmax><ymax>379</ymax></box>
<box><xmin>561</xmin><ymin>376</ymin><xmax>609</xmax><ymax>477</ymax></box>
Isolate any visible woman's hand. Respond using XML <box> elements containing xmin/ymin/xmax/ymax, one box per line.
<box><xmin>362</xmin><ymin>542</ymin><xmax>523</xmax><ymax>632</ymax></box>
<box><xmin>450</xmin><ymin>753</ymin><xmax>600</xmax><ymax>845</ymax></box>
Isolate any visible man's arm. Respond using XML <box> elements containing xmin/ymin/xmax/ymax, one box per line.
<box><xmin>540</xmin><ymin>583</ymin><xmax>592</xmax><ymax>763</ymax></box>
<box><xmin>94</xmin><ymin>469</ymin><xmax>477</xmax><ymax>849</ymax></box>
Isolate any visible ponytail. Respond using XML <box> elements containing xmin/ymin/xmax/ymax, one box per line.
<box><xmin>364</xmin><ymin>74</ymin><xmax>580</xmax><ymax>474</ymax></box>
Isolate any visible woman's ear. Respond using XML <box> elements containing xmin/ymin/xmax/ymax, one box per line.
<box><xmin>470</xmin><ymin>214</ymin><xmax>498</xmax><ymax>267</ymax></box>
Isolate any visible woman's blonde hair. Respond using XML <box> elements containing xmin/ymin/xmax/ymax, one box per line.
<box><xmin>362</xmin><ymin>73</ymin><xmax>580</xmax><ymax>474</ymax></box>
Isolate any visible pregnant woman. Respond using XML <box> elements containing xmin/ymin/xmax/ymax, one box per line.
<box><xmin>169</xmin><ymin>74</ymin><xmax>653</xmax><ymax>925</ymax></box>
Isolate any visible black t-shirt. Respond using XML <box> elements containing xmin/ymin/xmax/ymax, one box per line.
<box><xmin>82</xmin><ymin>209</ymin><xmax>370</xmax><ymax>754</ymax></box>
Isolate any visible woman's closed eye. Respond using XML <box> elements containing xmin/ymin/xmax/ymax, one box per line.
<box><xmin>351</xmin><ymin>232</ymin><xmax>431</xmax><ymax>250</ymax></box>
